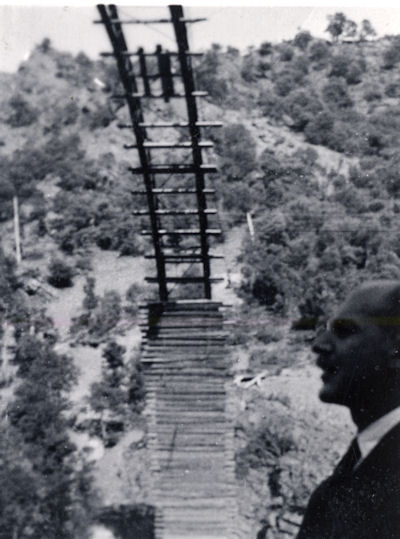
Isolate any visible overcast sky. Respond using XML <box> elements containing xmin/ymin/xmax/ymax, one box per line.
<box><xmin>1</xmin><ymin>2</ymin><xmax>400</xmax><ymax>73</ymax></box>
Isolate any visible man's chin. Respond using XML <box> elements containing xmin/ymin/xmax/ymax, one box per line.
<box><xmin>318</xmin><ymin>383</ymin><xmax>346</xmax><ymax>405</ymax></box>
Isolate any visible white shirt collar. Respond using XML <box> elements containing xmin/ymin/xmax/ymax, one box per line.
<box><xmin>357</xmin><ymin>406</ymin><xmax>400</xmax><ymax>461</ymax></box>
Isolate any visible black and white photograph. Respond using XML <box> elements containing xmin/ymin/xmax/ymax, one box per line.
<box><xmin>1</xmin><ymin>2</ymin><xmax>400</xmax><ymax>538</ymax></box>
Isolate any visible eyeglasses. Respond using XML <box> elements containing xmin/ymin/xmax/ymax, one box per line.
<box><xmin>315</xmin><ymin>318</ymin><xmax>360</xmax><ymax>339</ymax></box>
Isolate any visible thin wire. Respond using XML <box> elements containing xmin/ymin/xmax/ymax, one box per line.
<box><xmin>118</xmin><ymin>6</ymin><xmax>176</xmax><ymax>47</ymax></box>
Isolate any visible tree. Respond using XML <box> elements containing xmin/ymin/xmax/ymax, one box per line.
<box><xmin>83</xmin><ymin>276</ymin><xmax>98</xmax><ymax>311</ymax></box>
<box><xmin>5</xmin><ymin>336</ymin><xmax>95</xmax><ymax>538</ymax></box>
<box><xmin>279</xmin><ymin>44</ymin><xmax>294</xmax><ymax>62</ymax></box>
<box><xmin>359</xmin><ymin>19</ymin><xmax>376</xmax><ymax>41</ymax></box>
<box><xmin>258</xmin><ymin>41</ymin><xmax>273</xmax><ymax>56</ymax></box>
<box><xmin>6</xmin><ymin>94</ymin><xmax>38</xmax><ymax>128</ymax></box>
<box><xmin>325</xmin><ymin>12</ymin><xmax>357</xmax><ymax>42</ymax></box>
<box><xmin>283</xmin><ymin>89</ymin><xmax>323</xmax><ymax>131</ymax></box>
<box><xmin>0</xmin><ymin>246</ymin><xmax>17</xmax><ymax>316</ymax></box>
<box><xmin>304</xmin><ymin>111</ymin><xmax>335</xmax><ymax>146</ymax></box>
<box><xmin>322</xmin><ymin>78</ymin><xmax>353</xmax><ymax>108</ymax></box>
<box><xmin>274</xmin><ymin>68</ymin><xmax>305</xmax><ymax>97</ymax></box>
<box><xmin>194</xmin><ymin>43</ymin><xmax>229</xmax><ymax>103</ymax></box>
<box><xmin>215</xmin><ymin>123</ymin><xmax>257</xmax><ymax>182</ymax></box>
<box><xmin>47</xmin><ymin>258</ymin><xmax>74</xmax><ymax>288</ymax></box>
<box><xmin>37</xmin><ymin>37</ymin><xmax>51</xmax><ymax>53</ymax></box>
<box><xmin>382</xmin><ymin>37</ymin><xmax>400</xmax><ymax>69</ymax></box>
<box><xmin>89</xmin><ymin>342</ymin><xmax>145</xmax><ymax>445</ymax></box>
<box><xmin>0</xmin><ymin>422</ymin><xmax>41</xmax><ymax>538</ymax></box>
<box><xmin>308</xmin><ymin>40</ymin><xmax>330</xmax><ymax>68</ymax></box>
<box><xmin>293</xmin><ymin>30</ymin><xmax>312</xmax><ymax>51</ymax></box>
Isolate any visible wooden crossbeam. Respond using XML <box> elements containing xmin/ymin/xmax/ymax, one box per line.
<box><xmin>145</xmin><ymin>276</ymin><xmax>224</xmax><ymax>283</ymax></box>
<box><xmin>141</xmin><ymin>229</ymin><xmax>221</xmax><ymax>235</ymax></box>
<box><xmin>94</xmin><ymin>17</ymin><xmax>206</xmax><ymax>25</ymax></box>
<box><xmin>129</xmin><ymin>165</ymin><xmax>217</xmax><ymax>174</ymax></box>
<box><xmin>100</xmin><ymin>51</ymin><xmax>203</xmax><ymax>57</ymax></box>
<box><xmin>124</xmin><ymin>141</ymin><xmax>213</xmax><ymax>149</ymax></box>
<box><xmin>118</xmin><ymin>121</ymin><xmax>223</xmax><ymax>128</ymax></box>
<box><xmin>112</xmin><ymin>91</ymin><xmax>208</xmax><ymax>99</ymax></box>
<box><xmin>131</xmin><ymin>188</ymin><xmax>215</xmax><ymax>194</ymax></box>
<box><xmin>145</xmin><ymin>253</ymin><xmax>223</xmax><ymax>259</ymax></box>
<box><xmin>132</xmin><ymin>209</ymin><xmax>217</xmax><ymax>215</ymax></box>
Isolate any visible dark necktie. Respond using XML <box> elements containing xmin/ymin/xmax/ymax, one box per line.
<box><xmin>336</xmin><ymin>437</ymin><xmax>361</xmax><ymax>476</ymax></box>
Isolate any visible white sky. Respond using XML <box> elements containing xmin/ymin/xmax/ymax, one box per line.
<box><xmin>1</xmin><ymin>2</ymin><xmax>400</xmax><ymax>72</ymax></box>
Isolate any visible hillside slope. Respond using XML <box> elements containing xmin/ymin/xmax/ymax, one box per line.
<box><xmin>1</xmin><ymin>27</ymin><xmax>400</xmax><ymax>537</ymax></box>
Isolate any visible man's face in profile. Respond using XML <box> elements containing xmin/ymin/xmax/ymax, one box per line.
<box><xmin>313</xmin><ymin>291</ymin><xmax>394</xmax><ymax>406</ymax></box>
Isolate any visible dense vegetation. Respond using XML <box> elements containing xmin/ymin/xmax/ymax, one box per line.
<box><xmin>1</xmin><ymin>10</ymin><xmax>400</xmax><ymax>537</ymax></box>
<box><xmin>196</xmin><ymin>15</ymin><xmax>400</xmax><ymax>318</ymax></box>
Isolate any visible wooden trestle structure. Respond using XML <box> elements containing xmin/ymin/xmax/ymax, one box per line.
<box><xmin>96</xmin><ymin>5</ymin><xmax>238</xmax><ymax>538</ymax></box>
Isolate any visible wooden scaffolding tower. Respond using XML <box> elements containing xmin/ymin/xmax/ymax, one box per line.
<box><xmin>96</xmin><ymin>4</ymin><xmax>223</xmax><ymax>302</ymax></box>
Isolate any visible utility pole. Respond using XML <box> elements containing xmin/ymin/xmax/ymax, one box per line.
<box><xmin>13</xmin><ymin>195</ymin><xmax>22</xmax><ymax>266</ymax></box>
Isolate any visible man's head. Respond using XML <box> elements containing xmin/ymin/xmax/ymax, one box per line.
<box><xmin>313</xmin><ymin>281</ymin><xmax>400</xmax><ymax>418</ymax></box>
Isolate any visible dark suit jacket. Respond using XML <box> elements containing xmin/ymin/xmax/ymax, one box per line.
<box><xmin>297</xmin><ymin>422</ymin><xmax>400</xmax><ymax>539</ymax></box>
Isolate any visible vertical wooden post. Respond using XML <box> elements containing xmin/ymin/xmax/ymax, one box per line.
<box><xmin>97</xmin><ymin>4</ymin><xmax>168</xmax><ymax>301</ymax></box>
<box><xmin>138</xmin><ymin>47</ymin><xmax>151</xmax><ymax>97</ymax></box>
<box><xmin>246</xmin><ymin>212</ymin><xmax>255</xmax><ymax>241</ymax></box>
<box><xmin>169</xmin><ymin>5</ymin><xmax>212</xmax><ymax>299</ymax></box>
<box><xmin>156</xmin><ymin>45</ymin><xmax>174</xmax><ymax>103</ymax></box>
<box><xmin>13</xmin><ymin>195</ymin><xmax>22</xmax><ymax>266</ymax></box>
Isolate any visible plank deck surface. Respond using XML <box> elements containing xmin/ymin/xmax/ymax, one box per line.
<box><xmin>141</xmin><ymin>301</ymin><xmax>239</xmax><ymax>538</ymax></box>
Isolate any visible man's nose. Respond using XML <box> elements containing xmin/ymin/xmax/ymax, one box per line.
<box><xmin>312</xmin><ymin>332</ymin><xmax>334</xmax><ymax>355</ymax></box>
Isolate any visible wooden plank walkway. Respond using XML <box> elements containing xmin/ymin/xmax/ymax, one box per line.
<box><xmin>140</xmin><ymin>301</ymin><xmax>239</xmax><ymax>539</ymax></box>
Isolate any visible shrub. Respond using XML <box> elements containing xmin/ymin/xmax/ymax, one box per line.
<box><xmin>258</xmin><ymin>60</ymin><xmax>271</xmax><ymax>74</ymax></box>
<box><xmin>125</xmin><ymin>283</ymin><xmax>144</xmax><ymax>316</ymax></box>
<box><xmin>92</xmin><ymin>291</ymin><xmax>122</xmax><ymax>337</ymax></box>
<box><xmin>256</xmin><ymin>210</ymin><xmax>288</xmax><ymax>246</ymax></box>
<box><xmin>274</xmin><ymin>71</ymin><xmax>298</xmax><ymax>97</ymax></box>
<box><xmin>322</xmin><ymin>77</ymin><xmax>353</xmax><ymax>108</ymax></box>
<box><xmin>47</xmin><ymin>258</ymin><xmax>73</xmax><ymax>288</ymax></box>
<box><xmin>279</xmin><ymin>44</ymin><xmax>294</xmax><ymax>62</ymax></box>
<box><xmin>128</xmin><ymin>356</ymin><xmax>146</xmax><ymax>414</ymax></box>
<box><xmin>241</xmin><ymin>52</ymin><xmax>259</xmax><ymax>83</ymax></box>
<box><xmin>55</xmin><ymin>51</ymin><xmax>92</xmax><ymax>86</ymax></box>
<box><xmin>383</xmin><ymin>37</ymin><xmax>400</xmax><ymax>69</ymax></box>
<box><xmin>215</xmin><ymin>123</ymin><xmax>257</xmax><ymax>181</ymax></box>
<box><xmin>329</xmin><ymin>54</ymin><xmax>349</xmax><ymax>78</ymax></box>
<box><xmin>291</xmin><ymin>54</ymin><xmax>309</xmax><ymax>75</ymax></box>
<box><xmin>304</xmin><ymin>111</ymin><xmax>335</xmax><ymax>145</ymax></box>
<box><xmin>83</xmin><ymin>103</ymin><xmax>115</xmax><ymax>130</ymax></box>
<box><xmin>194</xmin><ymin>44</ymin><xmax>230</xmax><ymax>103</ymax></box>
<box><xmin>6</xmin><ymin>95</ymin><xmax>38</xmax><ymax>127</ymax></box>
<box><xmin>37</xmin><ymin>37</ymin><xmax>51</xmax><ymax>53</ymax></box>
<box><xmin>346</xmin><ymin>61</ymin><xmax>364</xmax><ymax>85</ymax></box>
<box><xmin>364</xmin><ymin>84</ymin><xmax>382</xmax><ymax>102</ymax></box>
<box><xmin>309</xmin><ymin>40</ymin><xmax>330</xmax><ymax>64</ymax></box>
<box><xmin>283</xmin><ymin>90</ymin><xmax>323</xmax><ymax>131</ymax></box>
<box><xmin>258</xmin><ymin>41</ymin><xmax>273</xmax><ymax>56</ymax></box>
<box><xmin>293</xmin><ymin>31</ymin><xmax>312</xmax><ymax>51</ymax></box>
<box><xmin>385</xmin><ymin>82</ymin><xmax>400</xmax><ymax>98</ymax></box>
<box><xmin>55</xmin><ymin>101</ymin><xmax>80</xmax><ymax>127</ymax></box>
<box><xmin>221</xmin><ymin>183</ymin><xmax>253</xmax><ymax>222</ymax></box>
<box><xmin>83</xmin><ymin>277</ymin><xmax>98</xmax><ymax>311</ymax></box>
<box><xmin>90</xmin><ymin>343</ymin><xmax>145</xmax><ymax>444</ymax></box>
<box><xmin>259</xmin><ymin>92</ymin><xmax>284</xmax><ymax>119</ymax></box>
